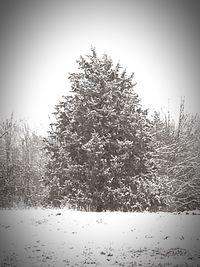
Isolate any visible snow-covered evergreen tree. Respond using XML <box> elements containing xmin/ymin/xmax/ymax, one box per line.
<box><xmin>44</xmin><ymin>48</ymin><xmax>163</xmax><ymax>211</ymax></box>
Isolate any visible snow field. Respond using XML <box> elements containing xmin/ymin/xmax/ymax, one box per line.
<box><xmin>0</xmin><ymin>209</ymin><xmax>200</xmax><ymax>266</ymax></box>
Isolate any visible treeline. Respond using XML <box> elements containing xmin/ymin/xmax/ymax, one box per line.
<box><xmin>0</xmin><ymin>114</ymin><xmax>47</xmax><ymax>208</ymax></box>
<box><xmin>0</xmin><ymin>107</ymin><xmax>199</xmax><ymax>211</ymax></box>
<box><xmin>0</xmin><ymin>50</ymin><xmax>199</xmax><ymax>212</ymax></box>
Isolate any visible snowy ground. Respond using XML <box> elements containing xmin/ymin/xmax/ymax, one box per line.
<box><xmin>0</xmin><ymin>209</ymin><xmax>200</xmax><ymax>266</ymax></box>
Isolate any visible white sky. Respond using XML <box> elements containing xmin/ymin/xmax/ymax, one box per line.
<box><xmin>0</xmin><ymin>0</ymin><xmax>200</xmax><ymax>135</ymax></box>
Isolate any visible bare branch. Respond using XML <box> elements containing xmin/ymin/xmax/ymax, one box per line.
<box><xmin>0</xmin><ymin>131</ymin><xmax>8</xmax><ymax>139</ymax></box>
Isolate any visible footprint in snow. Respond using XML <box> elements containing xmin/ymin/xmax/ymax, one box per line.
<box><xmin>107</xmin><ymin>252</ymin><xmax>113</xmax><ymax>257</ymax></box>
<box><xmin>0</xmin><ymin>224</ymin><xmax>11</xmax><ymax>229</ymax></box>
<box><xmin>72</xmin><ymin>231</ymin><xmax>77</xmax><ymax>234</ymax></box>
<box><xmin>100</xmin><ymin>251</ymin><xmax>113</xmax><ymax>257</ymax></box>
<box><xmin>145</xmin><ymin>235</ymin><xmax>153</xmax><ymax>238</ymax></box>
<box><xmin>164</xmin><ymin>236</ymin><xmax>169</xmax><ymax>240</ymax></box>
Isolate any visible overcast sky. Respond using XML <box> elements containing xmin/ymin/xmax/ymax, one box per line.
<box><xmin>0</xmin><ymin>0</ymin><xmax>200</xmax><ymax>134</ymax></box>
